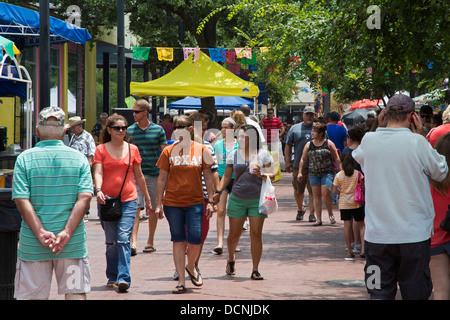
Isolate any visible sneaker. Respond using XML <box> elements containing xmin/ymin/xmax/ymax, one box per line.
<box><xmin>352</xmin><ymin>244</ymin><xmax>362</xmax><ymax>254</ymax></box>
<box><xmin>117</xmin><ymin>282</ymin><xmax>129</xmax><ymax>292</ymax></box>
<box><xmin>308</xmin><ymin>215</ymin><xmax>316</xmax><ymax>222</ymax></box>
<box><xmin>303</xmin><ymin>198</ymin><xmax>309</xmax><ymax>207</ymax></box>
<box><xmin>296</xmin><ymin>210</ymin><xmax>305</xmax><ymax>220</ymax></box>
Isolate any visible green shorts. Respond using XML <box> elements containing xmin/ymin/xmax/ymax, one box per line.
<box><xmin>227</xmin><ymin>193</ymin><xmax>268</xmax><ymax>219</ymax></box>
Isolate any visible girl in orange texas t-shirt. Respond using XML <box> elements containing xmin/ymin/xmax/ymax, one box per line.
<box><xmin>155</xmin><ymin>115</ymin><xmax>215</xmax><ymax>294</ymax></box>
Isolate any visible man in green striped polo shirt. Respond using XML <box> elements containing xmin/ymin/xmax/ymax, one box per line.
<box><xmin>12</xmin><ymin>106</ymin><xmax>93</xmax><ymax>300</ymax></box>
<box><xmin>128</xmin><ymin>99</ymin><xmax>167</xmax><ymax>254</ymax></box>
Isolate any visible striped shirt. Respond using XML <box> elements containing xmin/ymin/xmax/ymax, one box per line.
<box><xmin>128</xmin><ymin>122</ymin><xmax>167</xmax><ymax>177</ymax></box>
<box><xmin>332</xmin><ymin>170</ymin><xmax>363</xmax><ymax>209</ymax></box>
<box><xmin>202</xmin><ymin>141</ymin><xmax>218</xmax><ymax>200</ymax></box>
<box><xmin>12</xmin><ymin>140</ymin><xmax>93</xmax><ymax>261</ymax></box>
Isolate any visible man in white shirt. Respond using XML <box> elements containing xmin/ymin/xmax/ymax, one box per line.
<box><xmin>353</xmin><ymin>94</ymin><xmax>448</xmax><ymax>300</ymax></box>
<box><xmin>239</xmin><ymin>104</ymin><xmax>266</xmax><ymax>144</ymax></box>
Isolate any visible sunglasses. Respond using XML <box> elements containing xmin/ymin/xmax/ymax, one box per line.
<box><xmin>133</xmin><ymin>110</ymin><xmax>145</xmax><ymax>114</ymax></box>
<box><xmin>174</xmin><ymin>125</ymin><xmax>188</xmax><ymax>130</ymax></box>
<box><xmin>111</xmin><ymin>126</ymin><xmax>128</xmax><ymax>132</ymax></box>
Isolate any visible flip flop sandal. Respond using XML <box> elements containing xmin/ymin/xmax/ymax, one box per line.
<box><xmin>251</xmin><ymin>270</ymin><xmax>264</xmax><ymax>280</ymax></box>
<box><xmin>172</xmin><ymin>285</ymin><xmax>187</xmax><ymax>294</ymax></box>
<box><xmin>143</xmin><ymin>245</ymin><xmax>156</xmax><ymax>253</ymax></box>
<box><xmin>226</xmin><ymin>260</ymin><xmax>236</xmax><ymax>275</ymax></box>
<box><xmin>213</xmin><ymin>245</ymin><xmax>223</xmax><ymax>255</ymax></box>
<box><xmin>185</xmin><ymin>267</ymin><xmax>203</xmax><ymax>287</ymax></box>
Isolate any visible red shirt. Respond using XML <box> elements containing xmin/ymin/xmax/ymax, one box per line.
<box><xmin>431</xmin><ymin>186</ymin><xmax>450</xmax><ymax>248</ymax></box>
<box><xmin>426</xmin><ymin>124</ymin><xmax>450</xmax><ymax>148</ymax></box>
<box><xmin>159</xmin><ymin>122</ymin><xmax>174</xmax><ymax>141</ymax></box>
<box><xmin>262</xmin><ymin>117</ymin><xmax>283</xmax><ymax>143</ymax></box>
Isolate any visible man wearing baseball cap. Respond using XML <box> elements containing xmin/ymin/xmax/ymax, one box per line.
<box><xmin>284</xmin><ymin>106</ymin><xmax>316</xmax><ymax>222</ymax></box>
<box><xmin>12</xmin><ymin>106</ymin><xmax>93</xmax><ymax>300</ymax></box>
<box><xmin>352</xmin><ymin>94</ymin><xmax>448</xmax><ymax>300</ymax></box>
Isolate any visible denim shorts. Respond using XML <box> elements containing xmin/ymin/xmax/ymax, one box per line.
<box><xmin>309</xmin><ymin>173</ymin><xmax>334</xmax><ymax>187</ymax></box>
<box><xmin>164</xmin><ymin>203</ymin><xmax>204</xmax><ymax>245</ymax></box>
<box><xmin>430</xmin><ymin>240</ymin><xmax>450</xmax><ymax>256</ymax></box>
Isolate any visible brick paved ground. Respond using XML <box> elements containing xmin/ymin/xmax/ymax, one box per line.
<box><xmin>49</xmin><ymin>171</ymin><xmax>369</xmax><ymax>301</ymax></box>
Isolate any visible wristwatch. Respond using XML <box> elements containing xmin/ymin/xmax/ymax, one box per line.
<box><xmin>95</xmin><ymin>188</ymin><xmax>102</xmax><ymax>195</ymax></box>
<box><xmin>215</xmin><ymin>190</ymin><xmax>222</xmax><ymax>194</ymax></box>
<box><xmin>208</xmin><ymin>200</ymin><xmax>217</xmax><ymax>205</ymax></box>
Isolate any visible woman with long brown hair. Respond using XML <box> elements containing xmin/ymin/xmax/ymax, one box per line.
<box><xmin>93</xmin><ymin>113</ymin><xmax>152</xmax><ymax>293</ymax></box>
<box><xmin>429</xmin><ymin>132</ymin><xmax>450</xmax><ymax>300</ymax></box>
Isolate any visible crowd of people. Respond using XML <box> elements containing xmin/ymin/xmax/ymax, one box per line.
<box><xmin>10</xmin><ymin>95</ymin><xmax>450</xmax><ymax>300</ymax></box>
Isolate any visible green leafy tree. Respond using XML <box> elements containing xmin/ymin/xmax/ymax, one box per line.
<box><xmin>200</xmin><ymin>0</ymin><xmax>449</xmax><ymax>106</ymax></box>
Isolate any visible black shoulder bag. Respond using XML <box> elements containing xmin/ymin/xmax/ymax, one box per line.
<box><xmin>100</xmin><ymin>143</ymin><xmax>131</xmax><ymax>221</ymax></box>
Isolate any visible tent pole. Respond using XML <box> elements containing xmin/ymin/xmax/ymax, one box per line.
<box><xmin>164</xmin><ymin>97</ymin><xmax>167</xmax><ymax>115</ymax></box>
<box><xmin>39</xmin><ymin>0</ymin><xmax>50</xmax><ymax>111</ymax></box>
<box><xmin>117</xmin><ymin>0</ymin><xmax>125</xmax><ymax>109</ymax></box>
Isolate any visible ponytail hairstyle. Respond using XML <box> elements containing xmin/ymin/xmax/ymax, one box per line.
<box><xmin>340</xmin><ymin>152</ymin><xmax>355</xmax><ymax>177</ymax></box>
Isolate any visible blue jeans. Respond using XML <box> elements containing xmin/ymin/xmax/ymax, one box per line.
<box><xmin>100</xmin><ymin>200</ymin><xmax>137</xmax><ymax>285</ymax></box>
<box><xmin>164</xmin><ymin>203</ymin><xmax>204</xmax><ymax>245</ymax></box>
<box><xmin>309</xmin><ymin>173</ymin><xmax>334</xmax><ymax>187</ymax></box>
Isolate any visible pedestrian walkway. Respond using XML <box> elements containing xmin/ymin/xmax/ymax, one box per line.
<box><xmin>49</xmin><ymin>172</ymin><xmax>369</xmax><ymax>300</ymax></box>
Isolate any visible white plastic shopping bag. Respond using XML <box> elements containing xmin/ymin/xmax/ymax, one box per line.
<box><xmin>259</xmin><ymin>174</ymin><xmax>278</xmax><ymax>215</ymax></box>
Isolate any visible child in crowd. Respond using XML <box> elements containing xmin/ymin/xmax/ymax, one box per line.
<box><xmin>332</xmin><ymin>152</ymin><xmax>365</xmax><ymax>259</ymax></box>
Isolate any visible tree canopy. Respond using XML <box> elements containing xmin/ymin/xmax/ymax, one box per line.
<box><xmin>199</xmin><ymin>0</ymin><xmax>449</xmax><ymax>104</ymax></box>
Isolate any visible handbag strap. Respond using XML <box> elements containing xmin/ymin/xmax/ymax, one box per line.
<box><xmin>118</xmin><ymin>143</ymin><xmax>131</xmax><ymax>197</ymax></box>
<box><xmin>234</xmin><ymin>151</ymin><xmax>250</xmax><ymax>184</ymax></box>
<box><xmin>357</xmin><ymin>171</ymin><xmax>362</xmax><ymax>184</ymax></box>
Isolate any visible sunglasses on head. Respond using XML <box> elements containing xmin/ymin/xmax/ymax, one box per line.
<box><xmin>111</xmin><ymin>126</ymin><xmax>127</xmax><ymax>132</ymax></box>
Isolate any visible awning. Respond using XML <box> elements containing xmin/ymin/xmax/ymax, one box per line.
<box><xmin>130</xmin><ymin>51</ymin><xmax>259</xmax><ymax>98</ymax></box>
<box><xmin>0</xmin><ymin>3</ymin><xmax>92</xmax><ymax>46</ymax></box>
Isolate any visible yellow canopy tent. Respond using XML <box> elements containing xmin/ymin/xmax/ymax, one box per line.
<box><xmin>130</xmin><ymin>51</ymin><xmax>259</xmax><ymax>98</ymax></box>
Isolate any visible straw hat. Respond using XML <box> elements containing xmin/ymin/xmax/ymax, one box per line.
<box><xmin>66</xmin><ymin>116</ymin><xmax>86</xmax><ymax>128</ymax></box>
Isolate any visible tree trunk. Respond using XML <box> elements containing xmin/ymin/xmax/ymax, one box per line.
<box><xmin>201</xmin><ymin>97</ymin><xmax>219</xmax><ymax>129</ymax></box>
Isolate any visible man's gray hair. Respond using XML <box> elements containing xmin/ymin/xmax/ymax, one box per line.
<box><xmin>37</xmin><ymin>124</ymin><xmax>65</xmax><ymax>140</ymax></box>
